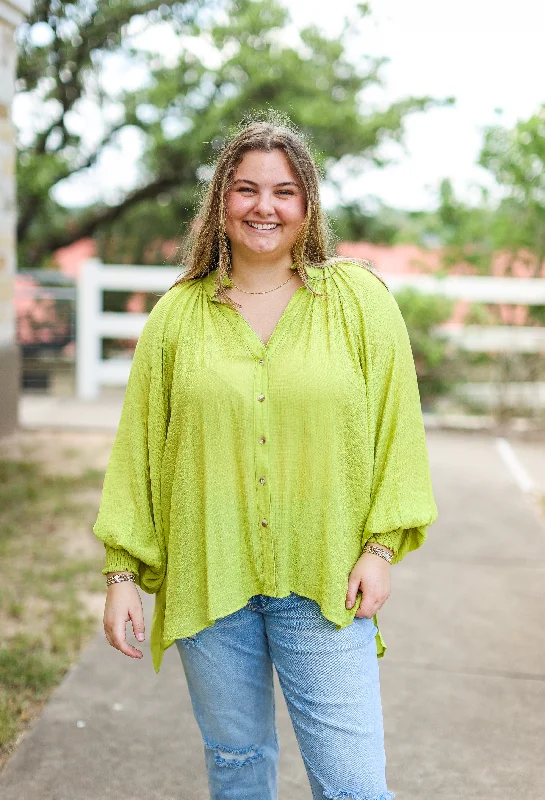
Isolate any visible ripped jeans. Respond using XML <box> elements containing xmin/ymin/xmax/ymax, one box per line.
<box><xmin>175</xmin><ymin>593</ymin><xmax>394</xmax><ymax>800</ymax></box>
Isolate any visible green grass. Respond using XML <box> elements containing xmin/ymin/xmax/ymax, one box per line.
<box><xmin>0</xmin><ymin>637</ymin><xmax>61</xmax><ymax>694</ymax></box>
<box><xmin>0</xmin><ymin>456</ymin><xmax>105</xmax><ymax>765</ymax></box>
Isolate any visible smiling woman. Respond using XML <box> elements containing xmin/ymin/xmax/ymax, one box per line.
<box><xmin>172</xmin><ymin>117</ymin><xmax>337</xmax><ymax>308</ymax></box>
<box><xmin>221</xmin><ymin>149</ymin><xmax>308</xmax><ymax>344</ymax></box>
<box><xmin>225</xmin><ymin>150</ymin><xmax>306</xmax><ymax>266</ymax></box>
<box><xmin>93</xmin><ymin>117</ymin><xmax>437</xmax><ymax>800</ymax></box>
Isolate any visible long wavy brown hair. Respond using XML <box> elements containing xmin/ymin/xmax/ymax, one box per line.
<box><xmin>173</xmin><ymin>117</ymin><xmax>384</xmax><ymax>307</ymax></box>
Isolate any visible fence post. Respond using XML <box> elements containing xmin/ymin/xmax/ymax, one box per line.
<box><xmin>76</xmin><ymin>258</ymin><xmax>102</xmax><ymax>399</ymax></box>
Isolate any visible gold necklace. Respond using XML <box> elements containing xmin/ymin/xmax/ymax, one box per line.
<box><xmin>229</xmin><ymin>271</ymin><xmax>296</xmax><ymax>295</ymax></box>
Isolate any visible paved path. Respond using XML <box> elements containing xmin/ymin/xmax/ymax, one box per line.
<box><xmin>13</xmin><ymin>392</ymin><xmax>522</xmax><ymax>433</ymax></box>
<box><xmin>1</xmin><ymin>430</ymin><xmax>545</xmax><ymax>799</ymax></box>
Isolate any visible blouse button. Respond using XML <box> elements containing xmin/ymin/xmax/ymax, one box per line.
<box><xmin>257</xmin><ymin>394</ymin><xmax>265</xmax><ymax>402</ymax></box>
<box><xmin>259</xmin><ymin>477</ymin><xmax>266</xmax><ymax>485</ymax></box>
<box><xmin>259</xmin><ymin>359</ymin><xmax>265</xmax><ymax>365</ymax></box>
<box><xmin>261</xmin><ymin>520</ymin><xmax>268</xmax><ymax>527</ymax></box>
<box><xmin>258</xmin><ymin>436</ymin><xmax>266</xmax><ymax>444</ymax></box>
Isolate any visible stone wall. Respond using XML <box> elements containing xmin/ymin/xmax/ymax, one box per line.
<box><xmin>0</xmin><ymin>0</ymin><xmax>31</xmax><ymax>437</ymax></box>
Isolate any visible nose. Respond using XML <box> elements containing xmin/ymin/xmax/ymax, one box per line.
<box><xmin>253</xmin><ymin>190</ymin><xmax>275</xmax><ymax>217</ymax></box>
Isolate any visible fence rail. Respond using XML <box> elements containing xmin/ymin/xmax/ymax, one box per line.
<box><xmin>385</xmin><ymin>274</ymin><xmax>545</xmax><ymax>304</ymax></box>
<box><xmin>76</xmin><ymin>260</ymin><xmax>180</xmax><ymax>399</ymax></box>
<box><xmin>76</xmin><ymin>260</ymin><xmax>545</xmax><ymax>399</ymax></box>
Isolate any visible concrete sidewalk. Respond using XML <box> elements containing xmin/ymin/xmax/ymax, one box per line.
<box><xmin>1</xmin><ymin>430</ymin><xmax>545</xmax><ymax>799</ymax></box>
<box><xmin>19</xmin><ymin>393</ymin><xmax>125</xmax><ymax>431</ymax></box>
<box><xmin>19</xmin><ymin>391</ymin><xmax>544</xmax><ymax>434</ymax></box>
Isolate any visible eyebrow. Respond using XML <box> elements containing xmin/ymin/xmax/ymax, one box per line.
<box><xmin>232</xmin><ymin>179</ymin><xmax>300</xmax><ymax>188</ymax></box>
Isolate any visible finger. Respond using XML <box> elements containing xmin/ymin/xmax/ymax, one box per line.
<box><xmin>110</xmin><ymin>620</ymin><xmax>143</xmax><ymax>659</ymax></box>
<box><xmin>114</xmin><ymin>638</ymin><xmax>143</xmax><ymax>659</ymax></box>
<box><xmin>104</xmin><ymin>621</ymin><xmax>114</xmax><ymax>647</ymax></box>
<box><xmin>356</xmin><ymin>593</ymin><xmax>389</xmax><ymax>618</ymax></box>
<box><xmin>355</xmin><ymin>595</ymin><xmax>378</xmax><ymax>618</ymax></box>
<box><xmin>345</xmin><ymin>576</ymin><xmax>361</xmax><ymax>609</ymax></box>
<box><xmin>129</xmin><ymin>604</ymin><xmax>145</xmax><ymax>643</ymax></box>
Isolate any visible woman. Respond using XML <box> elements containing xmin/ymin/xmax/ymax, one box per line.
<box><xmin>94</xmin><ymin>119</ymin><xmax>438</xmax><ymax>800</ymax></box>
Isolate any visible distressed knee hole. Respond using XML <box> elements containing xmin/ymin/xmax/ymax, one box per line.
<box><xmin>203</xmin><ymin>739</ymin><xmax>263</xmax><ymax>769</ymax></box>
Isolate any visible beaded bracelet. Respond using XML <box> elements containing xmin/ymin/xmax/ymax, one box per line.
<box><xmin>106</xmin><ymin>573</ymin><xmax>137</xmax><ymax>586</ymax></box>
<box><xmin>362</xmin><ymin>543</ymin><xmax>393</xmax><ymax>564</ymax></box>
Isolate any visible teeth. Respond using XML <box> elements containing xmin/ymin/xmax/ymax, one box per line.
<box><xmin>246</xmin><ymin>222</ymin><xmax>279</xmax><ymax>230</ymax></box>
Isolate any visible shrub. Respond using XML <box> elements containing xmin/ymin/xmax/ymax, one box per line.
<box><xmin>395</xmin><ymin>288</ymin><xmax>458</xmax><ymax>405</ymax></box>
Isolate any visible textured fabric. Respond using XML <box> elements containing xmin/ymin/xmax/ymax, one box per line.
<box><xmin>176</xmin><ymin>592</ymin><xmax>395</xmax><ymax>800</ymax></box>
<box><xmin>93</xmin><ymin>260</ymin><xmax>438</xmax><ymax>672</ymax></box>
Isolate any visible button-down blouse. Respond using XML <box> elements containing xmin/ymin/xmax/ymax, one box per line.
<box><xmin>94</xmin><ymin>260</ymin><xmax>438</xmax><ymax>672</ymax></box>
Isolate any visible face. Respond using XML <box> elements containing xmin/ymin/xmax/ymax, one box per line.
<box><xmin>224</xmin><ymin>148</ymin><xmax>306</xmax><ymax>263</ymax></box>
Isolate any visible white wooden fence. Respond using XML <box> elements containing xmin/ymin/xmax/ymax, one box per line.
<box><xmin>76</xmin><ymin>259</ymin><xmax>180</xmax><ymax>399</ymax></box>
<box><xmin>76</xmin><ymin>259</ymin><xmax>545</xmax><ymax>399</ymax></box>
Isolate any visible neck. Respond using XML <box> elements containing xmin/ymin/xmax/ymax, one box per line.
<box><xmin>228</xmin><ymin>252</ymin><xmax>294</xmax><ymax>291</ymax></box>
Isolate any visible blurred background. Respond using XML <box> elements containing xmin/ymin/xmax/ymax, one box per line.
<box><xmin>8</xmin><ymin>0</ymin><xmax>545</xmax><ymax>422</ymax></box>
<box><xmin>1</xmin><ymin>0</ymin><xmax>545</xmax><ymax>795</ymax></box>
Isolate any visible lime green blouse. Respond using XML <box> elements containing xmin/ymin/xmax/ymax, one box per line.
<box><xmin>93</xmin><ymin>260</ymin><xmax>438</xmax><ymax>672</ymax></box>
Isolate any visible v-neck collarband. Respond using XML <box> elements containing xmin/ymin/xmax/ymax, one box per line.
<box><xmin>215</xmin><ymin>281</ymin><xmax>306</xmax><ymax>357</ymax></box>
<box><xmin>201</xmin><ymin>265</ymin><xmax>339</xmax><ymax>355</ymax></box>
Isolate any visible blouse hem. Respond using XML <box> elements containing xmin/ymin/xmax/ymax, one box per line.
<box><xmin>155</xmin><ymin>586</ymin><xmax>387</xmax><ymax>673</ymax></box>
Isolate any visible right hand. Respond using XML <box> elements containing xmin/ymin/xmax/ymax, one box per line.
<box><xmin>103</xmin><ymin>577</ymin><xmax>146</xmax><ymax>659</ymax></box>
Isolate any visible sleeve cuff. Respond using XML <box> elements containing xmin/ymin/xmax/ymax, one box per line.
<box><xmin>102</xmin><ymin>545</ymin><xmax>141</xmax><ymax>577</ymax></box>
<box><xmin>363</xmin><ymin>525</ymin><xmax>428</xmax><ymax>565</ymax></box>
<box><xmin>366</xmin><ymin>528</ymin><xmax>405</xmax><ymax>554</ymax></box>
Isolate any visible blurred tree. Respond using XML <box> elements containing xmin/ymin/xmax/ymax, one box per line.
<box><xmin>479</xmin><ymin>106</ymin><xmax>545</xmax><ymax>283</ymax></box>
<box><xmin>329</xmin><ymin>201</ymin><xmax>403</xmax><ymax>245</ymax></box>
<box><xmin>404</xmin><ymin>110</ymin><xmax>545</xmax><ymax>281</ymax></box>
<box><xmin>16</xmin><ymin>0</ymin><xmax>445</xmax><ymax>266</ymax></box>
<box><xmin>434</xmin><ymin>178</ymin><xmax>494</xmax><ymax>273</ymax></box>
<box><xmin>431</xmin><ymin>109</ymin><xmax>545</xmax><ymax>325</ymax></box>
<box><xmin>362</xmin><ymin>181</ymin><xmax>494</xmax><ymax>256</ymax></box>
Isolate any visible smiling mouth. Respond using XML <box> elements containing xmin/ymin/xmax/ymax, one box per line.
<box><xmin>245</xmin><ymin>221</ymin><xmax>280</xmax><ymax>231</ymax></box>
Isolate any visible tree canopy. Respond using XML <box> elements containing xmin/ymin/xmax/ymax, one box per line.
<box><xmin>16</xmin><ymin>0</ymin><xmax>444</xmax><ymax>266</ymax></box>
<box><xmin>479</xmin><ymin>106</ymin><xmax>545</xmax><ymax>275</ymax></box>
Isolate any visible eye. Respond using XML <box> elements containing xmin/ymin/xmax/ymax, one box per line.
<box><xmin>277</xmin><ymin>190</ymin><xmax>295</xmax><ymax>196</ymax></box>
<box><xmin>237</xmin><ymin>186</ymin><xmax>255</xmax><ymax>193</ymax></box>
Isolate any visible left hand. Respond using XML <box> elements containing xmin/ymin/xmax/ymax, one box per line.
<box><xmin>346</xmin><ymin>550</ymin><xmax>391</xmax><ymax>618</ymax></box>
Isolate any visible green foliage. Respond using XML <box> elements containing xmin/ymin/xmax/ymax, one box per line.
<box><xmin>529</xmin><ymin>305</ymin><xmax>545</xmax><ymax>325</ymax></box>
<box><xmin>393</xmin><ymin>109</ymin><xmax>545</xmax><ymax>280</ymax></box>
<box><xmin>0</xmin><ymin>639</ymin><xmax>61</xmax><ymax>694</ymax></box>
<box><xmin>0</xmin><ymin>697</ymin><xmax>18</xmax><ymax>748</ymax></box>
<box><xmin>16</xmin><ymin>0</ymin><xmax>444</xmax><ymax>266</ymax></box>
<box><xmin>329</xmin><ymin>201</ymin><xmax>403</xmax><ymax>245</ymax></box>
<box><xmin>463</xmin><ymin>303</ymin><xmax>496</xmax><ymax>326</ymax></box>
<box><xmin>364</xmin><ymin>181</ymin><xmax>496</xmax><ymax>260</ymax></box>
<box><xmin>479</xmin><ymin>106</ymin><xmax>545</xmax><ymax>274</ymax></box>
<box><xmin>394</xmin><ymin>288</ymin><xmax>457</xmax><ymax>402</ymax></box>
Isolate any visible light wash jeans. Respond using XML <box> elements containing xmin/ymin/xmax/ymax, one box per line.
<box><xmin>175</xmin><ymin>592</ymin><xmax>394</xmax><ymax>800</ymax></box>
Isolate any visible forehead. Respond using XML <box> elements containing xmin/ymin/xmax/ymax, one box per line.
<box><xmin>232</xmin><ymin>148</ymin><xmax>299</xmax><ymax>183</ymax></box>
